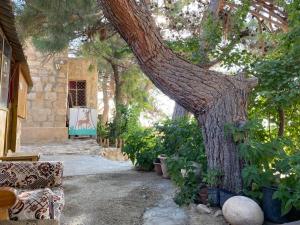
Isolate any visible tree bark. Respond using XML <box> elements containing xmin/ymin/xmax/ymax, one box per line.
<box><xmin>99</xmin><ymin>0</ymin><xmax>257</xmax><ymax>192</ymax></box>
<box><xmin>277</xmin><ymin>107</ymin><xmax>285</xmax><ymax>137</ymax></box>
<box><xmin>111</xmin><ymin>63</ymin><xmax>122</xmax><ymax>108</ymax></box>
<box><xmin>172</xmin><ymin>102</ymin><xmax>189</xmax><ymax>120</ymax></box>
<box><xmin>111</xmin><ymin>62</ymin><xmax>124</xmax><ymax>138</ymax></box>
<box><xmin>101</xmin><ymin>71</ymin><xmax>110</xmax><ymax>125</ymax></box>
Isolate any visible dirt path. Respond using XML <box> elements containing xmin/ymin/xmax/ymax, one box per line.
<box><xmin>21</xmin><ymin>139</ymin><xmax>227</xmax><ymax>225</ymax></box>
<box><xmin>62</xmin><ymin>171</ymin><xmax>163</xmax><ymax>225</ymax></box>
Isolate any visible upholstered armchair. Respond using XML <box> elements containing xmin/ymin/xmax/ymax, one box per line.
<box><xmin>0</xmin><ymin>162</ymin><xmax>64</xmax><ymax>224</ymax></box>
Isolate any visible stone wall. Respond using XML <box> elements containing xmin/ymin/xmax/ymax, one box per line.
<box><xmin>21</xmin><ymin>46</ymin><xmax>98</xmax><ymax>144</ymax></box>
<box><xmin>68</xmin><ymin>58</ymin><xmax>98</xmax><ymax>109</ymax></box>
<box><xmin>21</xmin><ymin>43</ymin><xmax>68</xmax><ymax>144</ymax></box>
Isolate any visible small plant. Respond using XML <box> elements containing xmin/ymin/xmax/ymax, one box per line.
<box><xmin>122</xmin><ymin>128</ymin><xmax>158</xmax><ymax>171</ymax></box>
<box><xmin>174</xmin><ymin>171</ymin><xmax>199</xmax><ymax>206</ymax></box>
<box><xmin>97</xmin><ymin>121</ymin><xmax>109</xmax><ymax>139</ymax></box>
<box><xmin>203</xmin><ymin>169</ymin><xmax>222</xmax><ymax>188</ymax></box>
<box><xmin>273</xmin><ymin>152</ymin><xmax>300</xmax><ymax>215</ymax></box>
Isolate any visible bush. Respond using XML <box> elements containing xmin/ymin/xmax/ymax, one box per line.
<box><xmin>227</xmin><ymin>120</ymin><xmax>300</xmax><ymax>215</ymax></box>
<box><xmin>97</xmin><ymin>121</ymin><xmax>109</xmax><ymax>139</ymax></box>
<box><xmin>122</xmin><ymin>128</ymin><xmax>158</xmax><ymax>171</ymax></box>
<box><xmin>156</xmin><ymin>117</ymin><xmax>206</xmax><ymax>205</ymax></box>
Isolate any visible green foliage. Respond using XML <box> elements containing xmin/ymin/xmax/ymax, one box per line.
<box><xmin>167</xmin><ymin>38</ymin><xmax>201</xmax><ymax>64</ymax></box>
<box><xmin>174</xmin><ymin>170</ymin><xmax>199</xmax><ymax>206</ymax></box>
<box><xmin>273</xmin><ymin>152</ymin><xmax>300</xmax><ymax>215</ymax></box>
<box><xmin>109</xmin><ymin>105</ymin><xmax>141</xmax><ymax>140</ymax></box>
<box><xmin>155</xmin><ymin>117</ymin><xmax>206</xmax><ymax>163</ymax></box>
<box><xmin>227</xmin><ymin>120</ymin><xmax>300</xmax><ymax>214</ymax></box>
<box><xmin>121</xmin><ymin>116</ymin><xmax>206</xmax><ymax>206</ymax></box>
<box><xmin>155</xmin><ymin>117</ymin><xmax>206</xmax><ymax>206</ymax></box>
<box><xmin>15</xmin><ymin>0</ymin><xmax>99</xmax><ymax>52</ymax></box>
<box><xmin>203</xmin><ymin>169</ymin><xmax>222</xmax><ymax>188</ymax></box>
<box><xmin>122</xmin><ymin>128</ymin><xmax>158</xmax><ymax>171</ymax></box>
<box><xmin>97</xmin><ymin>121</ymin><xmax>109</xmax><ymax>139</ymax></box>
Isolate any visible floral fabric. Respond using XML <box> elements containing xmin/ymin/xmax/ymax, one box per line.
<box><xmin>0</xmin><ymin>162</ymin><xmax>63</xmax><ymax>189</ymax></box>
<box><xmin>0</xmin><ymin>162</ymin><xmax>64</xmax><ymax>221</ymax></box>
<box><xmin>50</xmin><ymin>187</ymin><xmax>64</xmax><ymax>220</ymax></box>
<box><xmin>9</xmin><ymin>189</ymin><xmax>52</xmax><ymax>221</ymax></box>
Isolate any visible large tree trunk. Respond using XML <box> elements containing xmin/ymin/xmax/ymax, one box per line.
<box><xmin>111</xmin><ymin>62</ymin><xmax>124</xmax><ymax>138</ymax></box>
<box><xmin>198</xmin><ymin>90</ymin><xmax>247</xmax><ymax>191</ymax></box>
<box><xmin>172</xmin><ymin>103</ymin><xmax>189</xmax><ymax>120</ymax></box>
<box><xmin>99</xmin><ymin>0</ymin><xmax>257</xmax><ymax>192</ymax></box>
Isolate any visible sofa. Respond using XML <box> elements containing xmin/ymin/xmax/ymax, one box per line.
<box><xmin>0</xmin><ymin>161</ymin><xmax>64</xmax><ymax>224</ymax></box>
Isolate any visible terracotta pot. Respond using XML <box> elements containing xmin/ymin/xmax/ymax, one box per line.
<box><xmin>198</xmin><ymin>186</ymin><xmax>208</xmax><ymax>205</ymax></box>
<box><xmin>159</xmin><ymin>156</ymin><xmax>170</xmax><ymax>179</ymax></box>
<box><xmin>153</xmin><ymin>162</ymin><xmax>163</xmax><ymax>175</ymax></box>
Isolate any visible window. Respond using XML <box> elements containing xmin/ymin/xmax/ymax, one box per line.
<box><xmin>0</xmin><ymin>32</ymin><xmax>12</xmax><ymax>108</ymax></box>
<box><xmin>68</xmin><ymin>80</ymin><xmax>86</xmax><ymax>107</ymax></box>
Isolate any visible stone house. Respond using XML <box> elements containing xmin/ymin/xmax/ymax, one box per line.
<box><xmin>0</xmin><ymin>1</ymin><xmax>33</xmax><ymax>156</ymax></box>
<box><xmin>21</xmin><ymin>44</ymin><xmax>98</xmax><ymax>144</ymax></box>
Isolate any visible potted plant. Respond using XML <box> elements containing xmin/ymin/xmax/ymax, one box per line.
<box><xmin>262</xmin><ymin>186</ymin><xmax>289</xmax><ymax>223</ymax></box>
<box><xmin>159</xmin><ymin>154</ymin><xmax>170</xmax><ymax>178</ymax></box>
<box><xmin>197</xmin><ymin>185</ymin><xmax>208</xmax><ymax>205</ymax></box>
<box><xmin>262</xmin><ymin>152</ymin><xmax>300</xmax><ymax>223</ymax></box>
<box><xmin>219</xmin><ymin>188</ymin><xmax>236</xmax><ymax>207</ymax></box>
<box><xmin>153</xmin><ymin>158</ymin><xmax>162</xmax><ymax>175</ymax></box>
<box><xmin>203</xmin><ymin>169</ymin><xmax>221</xmax><ymax>207</ymax></box>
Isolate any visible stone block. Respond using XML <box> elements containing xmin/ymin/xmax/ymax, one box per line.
<box><xmin>27</xmin><ymin>93</ymin><xmax>36</xmax><ymax>100</ymax></box>
<box><xmin>56</xmin><ymin>87</ymin><xmax>66</xmax><ymax>93</ymax></box>
<box><xmin>33</xmin><ymin>82</ymin><xmax>43</xmax><ymax>92</ymax></box>
<box><xmin>45</xmin><ymin>92</ymin><xmax>57</xmax><ymax>101</ymax></box>
<box><xmin>31</xmin><ymin>77</ymin><xmax>41</xmax><ymax>82</ymax></box>
<box><xmin>21</xmin><ymin>127</ymin><xmax>68</xmax><ymax>144</ymax></box>
<box><xmin>47</xmin><ymin>114</ymin><xmax>55</xmax><ymax>122</ymax></box>
<box><xmin>42</xmin><ymin>122</ymin><xmax>53</xmax><ymax>127</ymax></box>
<box><xmin>58</xmin><ymin>72</ymin><xmax>67</xmax><ymax>78</ymax></box>
<box><xmin>54</xmin><ymin>121</ymin><xmax>66</xmax><ymax>127</ymax></box>
<box><xmin>33</xmin><ymin>112</ymin><xmax>48</xmax><ymax>122</ymax></box>
<box><xmin>53</xmin><ymin>98</ymin><xmax>67</xmax><ymax>109</ymax></box>
<box><xmin>57</xmin><ymin>78</ymin><xmax>67</xmax><ymax>84</ymax></box>
<box><xmin>49</xmin><ymin>76</ymin><xmax>56</xmax><ymax>83</ymax></box>
<box><xmin>44</xmin><ymin>83</ymin><xmax>53</xmax><ymax>92</ymax></box>
<box><xmin>56</xmin><ymin>109</ymin><xmax>67</xmax><ymax>116</ymax></box>
<box><xmin>55</xmin><ymin>115</ymin><xmax>66</xmax><ymax>123</ymax></box>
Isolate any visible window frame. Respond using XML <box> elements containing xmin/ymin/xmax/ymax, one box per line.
<box><xmin>68</xmin><ymin>80</ymin><xmax>87</xmax><ymax>107</ymax></box>
<box><xmin>0</xmin><ymin>26</ymin><xmax>11</xmax><ymax>110</ymax></box>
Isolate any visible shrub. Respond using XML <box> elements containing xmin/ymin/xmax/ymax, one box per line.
<box><xmin>227</xmin><ymin>120</ymin><xmax>300</xmax><ymax>215</ymax></box>
<box><xmin>156</xmin><ymin>117</ymin><xmax>206</xmax><ymax>205</ymax></box>
<box><xmin>97</xmin><ymin>120</ymin><xmax>109</xmax><ymax>139</ymax></box>
<box><xmin>122</xmin><ymin>128</ymin><xmax>158</xmax><ymax>171</ymax></box>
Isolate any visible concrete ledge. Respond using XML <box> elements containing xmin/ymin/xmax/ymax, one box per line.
<box><xmin>21</xmin><ymin>127</ymin><xmax>68</xmax><ymax>144</ymax></box>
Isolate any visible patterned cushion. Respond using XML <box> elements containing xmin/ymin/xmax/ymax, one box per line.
<box><xmin>0</xmin><ymin>162</ymin><xmax>63</xmax><ymax>189</ymax></box>
<box><xmin>50</xmin><ymin>187</ymin><xmax>65</xmax><ymax>220</ymax></box>
<box><xmin>9</xmin><ymin>189</ymin><xmax>52</xmax><ymax>221</ymax></box>
<box><xmin>9</xmin><ymin>187</ymin><xmax>65</xmax><ymax>221</ymax></box>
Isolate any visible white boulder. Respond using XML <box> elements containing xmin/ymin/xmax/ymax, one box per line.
<box><xmin>222</xmin><ymin>196</ymin><xmax>264</xmax><ymax>225</ymax></box>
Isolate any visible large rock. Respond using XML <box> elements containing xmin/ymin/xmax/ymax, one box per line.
<box><xmin>222</xmin><ymin>196</ymin><xmax>264</xmax><ymax>225</ymax></box>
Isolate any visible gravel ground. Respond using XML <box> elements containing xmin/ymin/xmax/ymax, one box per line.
<box><xmin>21</xmin><ymin>139</ymin><xmax>227</xmax><ymax>225</ymax></box>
